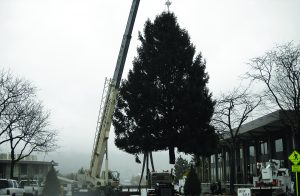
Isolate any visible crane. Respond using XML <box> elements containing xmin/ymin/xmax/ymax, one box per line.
<box><xmin>77</xmin><ymin>0</ymin><xmax>140</xmax><ymax>189</ymax></box>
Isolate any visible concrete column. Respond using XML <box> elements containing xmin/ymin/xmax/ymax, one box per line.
<box><xmin>242</xmin><ymin>142</ymin><xmax>247</xmax><ymax>184</ymax></box>
<box><xmin>208</xmin><ymin>156</ymin><xmax>211</xmax><ymax>182</ymax></box>
<box><xmin>268</xmin><ymin>134</ymin><xmax>273</xmax><ymax>160</ymax></box>
<box><xmin>201</xmin><ymin>156</ymin><xmax>204</xmax><ymax>182</ymax></box>
<box><xmin>286</xmin><ymin>132</ymin><xmax>293</xmax><ymax>168</ymax></box>
<box><xmin>254</xmin><ymin>140</ymin><xmax>260</xmax><ymax>176</ymax></box>
<box><xmin>215</xmin><ymin>153</ymin><xmax>218</xmax><ymax>181</ymax></box>
<box><xmin>222</xmin><ymin>147</ymin><xmax>226</xmax><ymax>183</ymax></box>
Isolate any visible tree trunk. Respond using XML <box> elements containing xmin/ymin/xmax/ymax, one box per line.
<box><xmin>146</xmin><ymin>153</ymin><xmax>150</xmax><ymax>188</ymax></box>
<box><xmin>169</xmin><ymin>146</ymin><xmax>175</xmax><ymax>164</ymax></box>
<box><xmin>139</xmin><ymin>153</ymin><xmax>147</xmax><ymax>189</ymax></box>
<box><xmin>229</xmin><ymin>146</ymin><xmax>236</xmax><ymax>194</ymax></box>
<box><xmin>150</xmin><ymin>152</ymin><xmax>155</xmax><ymax>172</ymax></box>
<box><xmin>10</xmin><ymin>155</ymin><xmax>15</xmax><ymax>179</ymax></box>
<box><xmin>10</xmin><ymin>162</ymin><xmax>14</xmax><ymax>179</ymax></box>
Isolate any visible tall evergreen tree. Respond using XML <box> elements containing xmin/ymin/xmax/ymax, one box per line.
<box><xmin>43</xmin><ymin>166</ymin><xmax>61</xmax><ymax>196</ymax></box>
<box><xmin>113</xmin><ymin>12</ymin><xmax>217</xmax><ymax>164</ymax></box>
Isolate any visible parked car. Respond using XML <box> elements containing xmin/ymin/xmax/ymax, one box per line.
<box><xmin>0</xmin><ymin>179</ymin><xmax>24</xmax><ymax>196</ymax></box>
<box><xmin>19</xmin><ymin>180</ymin><xmax>43</xmax><ymax>196</ymax></box>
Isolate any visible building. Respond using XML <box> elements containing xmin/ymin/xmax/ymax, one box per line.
<box><xmin>0</xmin><ymin>153</ymin><xmax>56</xmax><ymax>181</ymax></box>
<box><xmin>198</xmin><ymin>110</ymin><xmax>296</xmax><ymax>184</ymax></box>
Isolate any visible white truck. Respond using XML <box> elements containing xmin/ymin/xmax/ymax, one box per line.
<box><xmin>147</xmin><ymin>171</ymin><xmax>176</xmax><ymax>196</ymax></box>
<box><xmin>0</xmin><ymin>179</ymin><xmax>24</xmax><ymax>196</ymax></box>
<box><xmin>252</xmin><ymin>159</ymin><xmax>292</xmax><ymax>195</ymax></box>
<box><xmin>19</xmin><ymin>180</ymin><xmax>43</xmax><ymax>196</ymax></box>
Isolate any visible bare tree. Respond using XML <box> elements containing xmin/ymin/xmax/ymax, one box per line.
<box><xmin>247</xmin><ymin>42</ymin><xmax>300</xmax><ymax>149</ymax></box>
<box><xmin>0</xmin><ymin>70</ymin><xmax>57</xmax><ymax>178</ymax></box>
<box><xmin>213</xmin><ymin>87</ymin><xmax>261</xmax><ymax>193</ymax></box>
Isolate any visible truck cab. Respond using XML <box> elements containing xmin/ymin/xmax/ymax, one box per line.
<box><xmin>19</xmin><ymin>180</ymin><xmax>43</xmax><ymax>196</ymax></box>
<box><xmin>147</xmin><ymin>171</ymin><xmax>177</xmax><ymax>196</ymax></box>
<box><xmin>0</xmin><ymin>179</ymin><xmax>24</xmax><ymax>196</ymax></box>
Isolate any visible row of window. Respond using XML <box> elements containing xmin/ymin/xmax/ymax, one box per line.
<box><xmin>208</xmin><ymin>138</ymin><xmax>284</xmax><ymax>183</ymax></box>
<box><xmin>20</xmin><ymin>165</ymin><xmax>46</xmax><ymax>175</ymax></box>
<box><xmin>210</xmin><ymin>138</ymin><xmax>283</xmax><ymax>163</ymax></box>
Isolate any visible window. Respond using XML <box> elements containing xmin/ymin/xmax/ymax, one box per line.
<box><xmin>217</xmin><ymin>153</ymin><xmax>223</xmax><ymax>180</ymax></box>
<box><xmin>13</xmin><ymin>181</ymin><xmax>18</xmax><ymax>188</ymax></box>
<box><xmin>260</xmin><ymin>142</ymin><xmax>268</xmax><ymax>155</ymax></box>
<box><xmin>217</xmin><ymin>153</ymin><xmax>222</xmax><ymax>163</ymax></box>
<box><xmin>225</xmin><ymin>152</ymin><xmax>229</xmax><ymax>161</ymax></box>
<box><xmin>211</xmin><ymin>155</ymin><xmax>215</xmax><ymax>163</ymax></box>
<box><xmin>249</xmin><ymin>146</ymin><xmax>255</xmax><ymax>157</ymax></box>
<box><xmin>240</xmin><ymin>148</ymin><xmax>243</xmax><ymax>159</ymax></box>
<box><xmin>20</xmin><ymin>165</ymin><xmax>27</xmax><ymax>175</ymax></box>
<box><xmin>275</xmin><ymin>138</ymin><xmax>283</xmax><ymax>152</ymax></box>
<box><xmin>0</xmin><ymin>180</ymin><xmax>9</xmax><ymax>188</ymax></box>
<box><xmin>211</xmin><ymin>166</ymin><xmax>216</xmax><ymax>181</ymax></box>
<box><xmin>8</xmin><ymin>180</ymin><xmax>13</xmax><ymax>188</ymax></box>
<box><xmin>211</xmin><ymin>154</ymin><xmax>216</xmax><ymax>181</ymax></box>
<box><xmin>34</xmin><ymin>165</ymin><xmax>39</xmax><ymax>174</ymax></box>
<box><xmin>225</xmin><ymin>152</ymin><xmax>230</xmax><ymax>182</ymax></box>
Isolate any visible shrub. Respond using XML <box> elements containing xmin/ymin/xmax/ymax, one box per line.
<box><xmin>184</xmin><ymin>165</ymin><xmax>201</xmax><ymax>196</ymax></box>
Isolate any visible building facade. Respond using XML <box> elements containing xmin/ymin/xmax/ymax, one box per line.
<box><xmin>0</xmin><ymin>153</ymin><xmax>55</xmax><ymax>181</ymax></box>
<box><xmin>198</xmin><ymin>110</ymin><xmax>295</xmax><ymax>184</ymax></box>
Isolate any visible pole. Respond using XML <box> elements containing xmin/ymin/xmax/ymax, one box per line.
<box><xmin>297</xmin><ymin>172</ymin><xmax>299</xmax><ymax>196</ymax></box>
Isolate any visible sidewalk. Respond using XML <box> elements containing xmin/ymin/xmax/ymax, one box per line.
<box><xmin>201</xmin><ymin>193</ymin><xmax>235</xmax><ymax>196</ymax></box>
<box><xmin>200</xmin><ymin>183</ymin><xmax>235</xmax><ymax>196</ymax></box>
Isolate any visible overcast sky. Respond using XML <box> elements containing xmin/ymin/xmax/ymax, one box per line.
<box><xmin>1</xmin><ymin>0</ymin><xmax>300</xmax><ymax>177</ymax></box>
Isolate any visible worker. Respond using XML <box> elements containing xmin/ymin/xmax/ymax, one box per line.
<box><xmin>217</xmin><ymin>180</ymin><xmax>222</xmax><ymax>195</ymax></box>
<box><xmin>60</xmin><ymin>185</ymin><xmax>64</xmax><ymax>196</ymax></box>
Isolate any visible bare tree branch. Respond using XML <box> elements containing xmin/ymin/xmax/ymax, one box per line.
<box><xmin>212</xmin><ymin>86</ymin><xmax>261</xmax><ymax>193</ymax></box>
<box><xmin>0</xmin><ymin>70</ymin><xmax>58</xmax><ymax>178</ymax></box>
<box><xmin>246</xmin><ymin>42</ymin><xmax>300</xmax><ymax>148</ymax></box>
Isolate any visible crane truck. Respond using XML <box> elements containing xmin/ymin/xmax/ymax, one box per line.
<box><xmin>250</xmin><ymin>159</ymin><xmax>292</xmax><ymax>195</ymax></box>
<box><xmin>76</xmin><ymin>0</ymin><xmax>140</xmax><ymax>194</ymax></box>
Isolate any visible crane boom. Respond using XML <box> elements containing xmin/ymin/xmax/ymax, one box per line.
<box><xmin>89</xmin><ymin>0</ymin><xmax>140</xmax><ymax>184</ymax></box>
<box><xmin>113</xmin><ymin>0</ymin><xmax>140</xmax><ymax>88</ymax></box>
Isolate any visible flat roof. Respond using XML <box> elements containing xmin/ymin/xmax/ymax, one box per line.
<box><xmin>0</xmin><ymin>159</ymin><xmax>58</xmax><ymax>166</ymax></box>
<box><xmin>222</xmin><ymin>110</ymin><xmax>290</xmax><ymax>141</ymax></box>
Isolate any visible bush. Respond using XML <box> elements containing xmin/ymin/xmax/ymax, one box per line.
<box><xmin>184</xmin><ymin>165</ymin><xmax>201</xmax><ymax>196</ymax></box>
